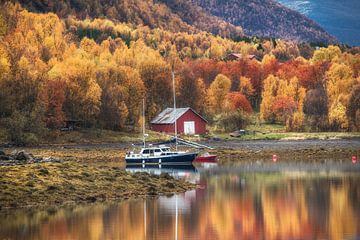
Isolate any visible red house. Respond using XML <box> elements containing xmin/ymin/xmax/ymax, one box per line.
<box><xmin>224</xmin><ymin>53</ymin><xmax>261</xmax><ymax>61</ymax></box>
<box><xmin>151</xmin><ymin>108</ymin><xmax>207</xmax><ymax>135</ymax></box>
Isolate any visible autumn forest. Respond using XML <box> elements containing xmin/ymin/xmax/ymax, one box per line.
<box><xmin>0</xmin><ymin>3</ymin><xmax>359</xmax><ymax>144</ymax></box>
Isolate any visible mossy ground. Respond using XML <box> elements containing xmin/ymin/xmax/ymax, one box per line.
<box><xmin>22</xmin><ymin>147</ymin><xmax>127</xmax><ymax>163</ymax></box>
<box><xmin>0</xmin><ymin>161</ymin><xmax>194</xmax><ymax>210</ymax></box>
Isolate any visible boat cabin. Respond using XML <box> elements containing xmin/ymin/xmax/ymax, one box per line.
<box><xmin>127</xmin><ymin>146</ymin><xmax>179</xmax><ymax>158</ymax></box>
<box><xmin>141</xmin><ymin>147</ymin><xmax>170</xmax><ymax>156</ymax></box>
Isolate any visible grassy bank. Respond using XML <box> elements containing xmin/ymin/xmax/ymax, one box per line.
<box><xmin>208</xmin><ymin>122</ymin><xmax>360</xmax><ymax>141</ymax></box>
<box><xmin>0</xmin><ymin>162</ymin><xmax>195</xmax><ymax>210</ymax></box>
<box><xmin>1</xmin><ymin>125</ymin><xmax>359</xmax><ymax>147</ymax></box>
<box><xmin>0</xmin><ymin>128</ymin><xmax>171</xmax><ymax>146</ymax></box>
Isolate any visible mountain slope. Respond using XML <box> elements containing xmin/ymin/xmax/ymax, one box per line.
<box><xmin>16</xmin><ymin>0</ymin><xmax>243</xmax><ymax>38</ymax></box>
<box><xmin>191</xmin><ymin>0</ymin><xmax>337</xmax><ymax>43</ymax></box>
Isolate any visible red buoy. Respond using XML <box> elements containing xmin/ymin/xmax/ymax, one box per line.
<box><xmin>272</xmin><ymin>154</ymin><xmax>278</xmax><ymax>162</ymax></box>
<box><xmin>352</xmin><ymin>156</ymin><xmax>357</xmax><ymax>164</ymax></box>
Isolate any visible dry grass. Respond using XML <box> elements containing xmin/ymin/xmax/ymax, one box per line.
<box><xmin>0</xmin><ymin>128</ymin><xmax>172</xmax><ymax>145</ymax></box>
<box><xmin>215</xmin><ymin>147</ymin><xmax>360</xmax><ymax>165</ymax></box>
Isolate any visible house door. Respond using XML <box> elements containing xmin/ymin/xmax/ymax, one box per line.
<box><xmin>184</xmin><ymin>121</ymin><xmax>195</xmax><ymax>135</ymax></box>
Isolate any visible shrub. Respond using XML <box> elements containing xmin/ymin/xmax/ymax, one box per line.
<box><xmin>4</xmin><ymin>108</ymin><xmax>46</xmax><ymax>145</ymax></box>
<box><xmin>217</xmin><ymin>110</ymin><xmax>250</xmax><ymax>132</ymax></box>
<box><xmin>4</xmin><ymin>111</ymin><xmax>27</xmax><ymax>145</ymax></box>
<box><xmin>286</xmin><ymin>111</ymin><xmax>304</xmax><ymax>131</ymax></box>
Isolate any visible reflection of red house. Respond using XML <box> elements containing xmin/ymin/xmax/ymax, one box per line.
<box><xmin>151</xmin><ymin>108</ymin><xmax>207</xmax><ymax>135</ymax></box>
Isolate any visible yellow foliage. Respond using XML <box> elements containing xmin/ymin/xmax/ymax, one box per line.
<box><xmin>208</xmin><ymin>74</ymin><xmax>232</xmax><ymax>114</ymax></box>
<box><xmin>261</xmin><ymin>54</ymin><xmax>276</xmax><ymax>65</ymax></box>
<box><xmin>312</xmin><ymin>45</ymin><xmax>341</xmax><ymax>62</ymax></box>
<box><xmin>48</xmin><ymin>50</ymin><xmax>102</xmax><ymax>122</ymax></box>
<box><xmin>80</xmin><ymin>37</ymin><xmax>100</xmax><ymax>56</ymax></box>
<box><xmin>260</xmin><ymin>75</ymin><xmax>278</xmax><ymax>121</ymax></box>
<box><xmin>326</xmin><ymin>63</ymin><xmax>355</xmax><ymax>129</ymax></box>
<box><xmin>326</xmin><ymin>63</ymin><xmax>354</xmax><ymax>106</ymax></box>
<box><xmin>0</xmin><ymin>47</ymin><xmax>10</xmax><ymax>76</ymax></box>
<box><xmin>208</xmin><ymin>39</ymin><xmax>225</xmax><ymax>60</ymax></box>
<box><xmin>239</xmin><ymin>76</ymin><xmax>255</xmax><ymax>98</ymax></box>
<box><xmin>329</xmin><ymin>101</ymin><xmax>349</xmax><ymax>129</ymax></box>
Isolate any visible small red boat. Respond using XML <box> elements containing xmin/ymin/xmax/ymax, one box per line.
<box><xmin>194</xmin><ymin>153</ymin><xmax>217</xmax><ymax>163</ymax></box>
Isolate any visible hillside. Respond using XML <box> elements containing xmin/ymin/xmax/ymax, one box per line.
<box><xmin>16</xmin><ymin>0</ymin><xmax>243</xmax><ymax>39</ymax></box>
<box><xmin>191</xmin><ymin>0</ymin><xmax>337</xmax><ymax>44</ymax></box>
<box><xmin>0</xmin><ymin>2</ymin><xmax>359</xmax><ymax>148</ymax></box>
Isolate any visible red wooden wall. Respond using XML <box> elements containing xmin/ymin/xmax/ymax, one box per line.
<box><xmin>151</xmin><ymin>109</ymin><xmax>207</xmax><ymax>134</ymax></box>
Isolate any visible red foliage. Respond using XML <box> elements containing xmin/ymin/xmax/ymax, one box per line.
<box><xmin>272</xmin><ymin>96</ymin><xmax>297</xmax><ymax>122</ymax></box>
<box><xmin>226</xmin><ymin>92</ymin><xmax>253</xmax><ymax>113</ymax></box>
<box><xmin>298</xmin><ymin>61</ymin><xmax>330</xmax><ymax>89</ymax></box>
<box><xmin>217</xmin><ymin>61</ymin><xmax>242</xmax><ymax>90</ymax></box>
<box><xmin>238</xmin><ymin>59</ymin><xmax>262</xmax><ymax>96</ymax></box>
<box><xmin>41</xmin><ymin>79</ymin><xmax>66</xmax><ymax>129</ymax></box>
<box><xmin>276</xmin><ymin>60</ymin><xmax>330</xmax><ymax>89</ymax></box>
<box><xmin>262</xmin><ymin>57</ymin><xmax>279</xmax><ymax>78</ymax></box>
<box><xmin>187</xmin><ymin>59</ymin><xmax>220</xmax><ymax>86</ymax></box>
<box><xmin>276</xmin><ymin>59</ymin><xmax>303</xmax><ymax>80</ymax></box>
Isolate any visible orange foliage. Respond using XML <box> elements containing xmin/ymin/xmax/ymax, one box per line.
<box><xmin>1</xmin><ymin>3</ymin><xmax>360</xmax><ymax>136</ymax></box>
<box><xmin>187</xmin><ymin>59</ymin><xmax>221</xmax><ymax>86</ymax></box>
<box><xmin>272</xmin><ymin>96</ymin><xmax>297</xmax><ymax>122</ymax></box>
<box><xmin>226</xmin><ymin>92</ymin><xmax>252</xmax><ymax>113</ymax></box>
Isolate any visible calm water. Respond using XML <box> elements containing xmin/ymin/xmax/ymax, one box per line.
<box><xmin>276</xmin><ymin>0</ymin><xmax>360</xmax><ymax>46</ymax></box>
<box><xmin>1</xmin><ymin>165</ymin><xmax>360</xmax><ymax>240</ymax></box>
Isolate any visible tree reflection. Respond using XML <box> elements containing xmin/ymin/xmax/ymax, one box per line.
<box><xmin>0</xmin><ymin>173</ymin><xmax>360</xmax><ymax>240</ymax></box>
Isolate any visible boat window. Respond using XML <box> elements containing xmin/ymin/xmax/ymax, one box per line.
<box><xmin>142</xmin><ymin>149</ymin><xmax>150</xmax><ymax>154</ymax></box>
<box><xmin>161</xmin><ymin>148</ymin><xmax>169</xmax><ymax>152</ymax></box>
<box><xmin>154</xmin><ymin>149</ymin><xmax>161</xmax><ymax>153</ymax></box>
<box><xmin>149</xmin><ymin>149</ymin><xmax>154</xmax><ymax>154</ymax></box>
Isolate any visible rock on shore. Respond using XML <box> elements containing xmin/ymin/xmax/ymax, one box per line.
<box><xmin>0</xmin><ymin>150</ymin><xmax>61</xmax><ymax>166</ymax></box>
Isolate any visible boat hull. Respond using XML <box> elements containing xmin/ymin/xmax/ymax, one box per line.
<box><xmin>125</xmin><ymin>152</ymin><xmax>197</xmax><ymax>165</ymax></box>
<box><xmin>194</xmin><ymin>155</ymin><xmax>217</xmax><ymax>163</ymax></box>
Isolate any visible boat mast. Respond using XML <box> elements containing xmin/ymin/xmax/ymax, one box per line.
<box><xmin>172</xmin><ymin>70</ymin><xmax>178</xmax><ymax>151</ymax></box>
<box><xmin>142</xmin><ymin>98</ymin><xmax>146</xmax><ymax>148</ymax></box>
<box><xmin>175</xmin><ymin>195</ymin><xmax>178</xmax><ymax>240</ymax></box>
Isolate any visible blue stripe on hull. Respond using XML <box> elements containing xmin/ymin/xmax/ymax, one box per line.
<box><xmin>126</xmin><ymin>153</ymin><xmax>197</xmax><ymax>165</ymax></box>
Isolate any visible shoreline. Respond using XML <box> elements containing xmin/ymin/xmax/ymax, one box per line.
<box><xmin>0</xmin><ymin>130</ymin><xmax>359</xmax><ymax>148</ymax></box>
<box><xmin>0</xmin><ymin>138</ymin><xmax>359</xmax><ymax>212</ymax></box>
<box><xmin>1</xmin><ymin>137</ymin><xmax>359</xmax><ymax>150</ymax></box>
<box><xmin>2</xmin><ymin>138</ymin><xmax>358</xmax><ymax>163</ymax></box>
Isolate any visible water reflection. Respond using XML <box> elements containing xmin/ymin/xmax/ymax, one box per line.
<box><xmin>125</xmin><ymin>164</ymin><xmax>200</xmax><ymax>183</ymax></box>
<box><xmin>1</xmin><ymin>169</ymin><xmax>360</xmax><ymax>240</ymax></box>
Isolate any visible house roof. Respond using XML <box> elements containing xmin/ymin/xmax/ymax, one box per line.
<box><xmin>228</xmin><ymin>53</ymin><xmax>242</xmax><ymax>58</ymax></box>
<box><xmin>151</xmin><ymin>107</ymin><xmax>207</xmax><ymax>124</ymax></box>
<box><xmin>225</xmin><ymin>53</ymin><xmax>261</xmax><ymax>61</ymax></box>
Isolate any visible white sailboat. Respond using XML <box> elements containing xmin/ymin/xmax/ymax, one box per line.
<box><xmin>125</xmin><ymin>71</ymin><xmax>198</xmax><ymax>165</ymax></box>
